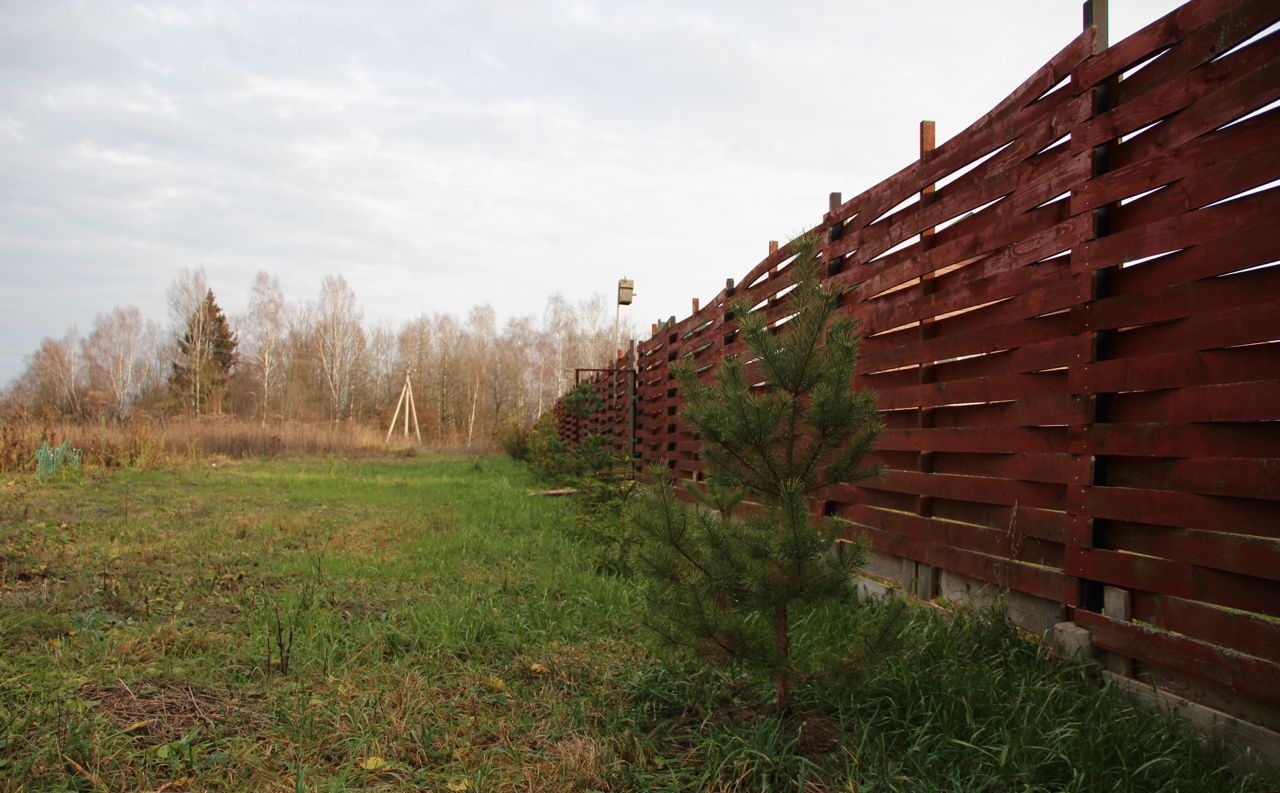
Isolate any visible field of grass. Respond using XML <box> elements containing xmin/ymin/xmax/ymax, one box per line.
<box><xmin>0</xmin><ymin>455</ymin><xmax>1272</xmax><ymax>791</ymax></box>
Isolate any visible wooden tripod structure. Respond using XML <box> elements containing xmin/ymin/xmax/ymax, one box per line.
<box><xmin>385</xmin><ymin>371</ymin><xmax>423</xmax><ymax>445</ymax></box>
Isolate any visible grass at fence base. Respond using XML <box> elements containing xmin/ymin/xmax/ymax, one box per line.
<box><xmin>0</xmin><ymin>456</ymin><xmax>1271</xmax><ymax>791</ymax></box>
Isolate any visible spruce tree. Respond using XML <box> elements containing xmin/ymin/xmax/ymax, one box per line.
<box><xmin>632</xmin><ymin>235</ymin><xmax>882</xmax><ymax>713</ymax></box>
<box><xmin>170</xmin><ymin>289</ymin><xmax>237</xmax><ymax>415</ymax></box>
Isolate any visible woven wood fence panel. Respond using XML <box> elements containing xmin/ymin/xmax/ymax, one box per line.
<box><xmin>561</xmin><ymin>0</ymin><xmax>1280</xmax><ymax>721</ymax></box>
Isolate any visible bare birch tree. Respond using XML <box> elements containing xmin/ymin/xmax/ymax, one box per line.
<box><xmin>312</xmin><ymin>274</ymin><xmax>364</xmax><ymax>423</ymax></box>
<box><xmin>243</xmin><ymin>272</ymin><xmax>286</xmax><ymax>425</ymax></box>
<box><xmin>83</xmin><ymin>306</ymin><xmax>146</xmax><ymax>420</ymax></box>
<box><xmin>167</xmin><ymin>269</ymin><xmax>212</xmax><ymax>415</ymax></box>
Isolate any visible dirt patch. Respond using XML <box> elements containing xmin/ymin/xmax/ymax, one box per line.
<box><xmin>795</xmin><ymin>714</ymin><xmax>842</xmax><ymax>756</ymax></box>
<box><xmin>79</xmin><ymin>678</ymin><xmax>268</xmax><ymax>742</ymax></box>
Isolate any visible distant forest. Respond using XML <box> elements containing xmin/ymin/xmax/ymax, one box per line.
<box><xmin>2</xmin><ymin>269</ymin><xmax>627</xmax><ymax>445</ymax></box>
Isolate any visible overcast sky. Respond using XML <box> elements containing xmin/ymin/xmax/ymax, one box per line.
<box><xmin>0</xmin><ymin>0</ymin><xmax>1183</xmax><ymax>384</ymax></box>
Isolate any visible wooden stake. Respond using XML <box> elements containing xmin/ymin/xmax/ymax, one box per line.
<box><xmin>385</xmin><ymin>371</ymin><xmax>423</xmax><ymax>445</ymax></box>
<box><xmin>406</xmin><ymin>376</ymin><xmax>423</xmax><ymax>444</ymax></box>
<box><xmin>385</xmin><ymin>381</ymin><xmax>406</xmax><ymax>444</ymax></box>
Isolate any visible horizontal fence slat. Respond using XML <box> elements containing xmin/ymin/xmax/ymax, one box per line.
<box><xmin>1066</xmin><ymin>546</ymin><xmax>1279</xmax><ymax>615</ymax></box>
<box><xmin>1079</xmin><ymin>422</ymin><xmax>1280</xmax><ymax>460</ymax></box>
<box><xmin>1082</xmin><ymin>486</ymin><xmax>1280</xmax><ymax>539</ymax></box>
<box><xmin>1131</xmin><ymin>592</ymin><xmax>1280</xmax><ymax>665</ymax></box>
<box><xmin>1073</xmin><ymin>609</ymin><xmax>1280</xmax><ymax>708</ymax></box>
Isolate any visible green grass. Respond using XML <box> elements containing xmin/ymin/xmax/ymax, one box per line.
<box><xmin>0</xmin><ymin>455</ymin><xmax>1272</xmax><ymax>791</ymax></box>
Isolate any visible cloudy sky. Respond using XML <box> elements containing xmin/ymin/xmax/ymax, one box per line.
<box><xmin>0</xmin><ymin>0</ymin><xmax>1182</xmax><ymax>384</ymax></box>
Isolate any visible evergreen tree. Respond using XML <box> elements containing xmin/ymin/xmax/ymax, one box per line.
<box><xmin>632</xmin><ymin>235</ymin><xmax>882</xmax><ymax>713</ymax></box>
<box><xmin>170</xmin><ymin>289</ymin><xmax>237</xmax><ymax>415</ymax></box>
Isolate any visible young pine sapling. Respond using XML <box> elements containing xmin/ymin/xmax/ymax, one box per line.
<box><xmin>632</xmin><ymin>235</ymin><xmax>882</xmax><ymax>713</ymax></box>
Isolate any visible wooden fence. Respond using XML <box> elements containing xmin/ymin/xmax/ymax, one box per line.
<box><xmin>557</xmin><ymin>0</ymin><xmax>1280</xmax><ymax>758</ymax></box>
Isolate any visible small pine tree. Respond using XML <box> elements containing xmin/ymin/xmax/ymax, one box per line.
<box><xmin>632</xmin><ymin>235</ymin><xmax>882</xmax><ymax>713</ymax></box>
<box><xmin>562</xmin><ymin>380</ymin><xmax>604</xmax><ymax>420</ymax></box>
<box><xmin>170</xmin><ymin>289</ymin><xmax>238</xmax><ymax>416</ymax></box>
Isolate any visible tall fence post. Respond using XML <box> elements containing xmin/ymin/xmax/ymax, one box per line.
<box><xmin>1066</xmin><ymin>0</ymin><xmax>1113</xmax><ymax>616</ymax></box>
<box><xmin>826</xmin><ymin>192</ymin><xmax>845</xmax><ymax>277</ymax></box>
<box><xmin>909</xmin><ymin>120</ymin><xmax>940</xmax><ymax>600</ymax></box>
<box><xmin>625</xmin><ymin>340</ymin><xmax>636</xmax><ymax>463</ymax></box>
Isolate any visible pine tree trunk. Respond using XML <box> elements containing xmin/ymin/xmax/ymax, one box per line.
<box><xmin>774</xmin><ymin>601</ymin><xmax>790</xmax><ymax>714</ymax></box>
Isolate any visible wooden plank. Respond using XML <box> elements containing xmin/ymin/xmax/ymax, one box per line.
<box><xmin>876</xmin><ymin>370</ymin><xmax>1069</xmax><ymax>411</ymax></box>
<box><xmin>1105</xmin><ymin>299</ymin><xmax>1280</xmax><ymax>361</ymax></box>
<box><xmin>1081</xmin><ymin>486</ymin><xmax>1280</xmax><ymax>540</ymax></box>
<box><xmin>867</xmin><ymin>335</ymin><xmax>1085</xmax><ymax>384</ymax></box>
<box><xmin>1107</xmin><ymin>36</ymin><xmax>1280</xmax><ymax>170</ymax></box>
<box><xmin>927</xmin><ymin>451</ymin><xmax>1075</xmax><ymax>485</ymax></box>
<box><xmin>859</xmin><ymin>193</ymin><xmax>1069</xmax><ymax>284</ymax></box>
<box><xmin>841</xmin><ymin>213</ymin><xmax>1089</xmax><ymax>311</ymax></box>
<box><xmin>1131</xmin><ymin>592</ymin><xmax>1280</xmax><ymax>664</ymax></box>
<box><xmin>1100</xmin><ymin>670</ymin><xmax>1280</xmax><ymax>774</ymax></box>
<box><xmin>736</xmin><ymin>224</ymin><xmax>832</xmax><ymax>297</ymax></box>
<box><xmin>863</xmin><ymin>274</ymin><xmax>1085</xmax><ymax>341</ymax></box>
<box><xmin>1109</xmin><ymin>221</ymin><xmax>1280</xmax><ymax>299</ymax></box>
<box><xmin>1109</xmin><ymin>147</ymin><xmax>1280</xmax><ymax>236</ymax></box>
<box><xmin>1073</xmin><ymin>609</ymin><xmax>1280</xmax><ymax>708</ymax></box>
<box><xmin>860</xmin><ymin>468</ymin><xmax>1064</xmax><ymax>511</ymax></box>
<box><xmin>1086</xmin><ymin>266</ymin><xmax>1279</xmax><ymax>332</ymax></box>
<box><xmin>1106</xmin><ymin>456</ymin><xmax>1280</xmax><ymax>501</ymax></box>
<box><xmin>1106</xmin><ymin>380</ymin><xmax>1280</xmax><ymax>424</ymax></box>
<box><xmin>837</xmin><ymin>503</ymin><xmax>1064</xmax><ymax>567</ymax></box>
<box><xmin>850</xmin><ymin>115</ymin><xmax>1089</xmax><ymax>266</ymax></box>
<box><xmin>861</xmin><ymin>312</ymin><xmax>1073</xmax><ymax>373</ymax></box>
<box><xmin>1105</xmin><ymin>522</ymin><xmax>1280</xmax><ymax>581</ymax></box>
<box><xmin>1079</xmin><ymin>422</ymin><xmax>1280</xmax><ymax>459</ymax></box>
<box><xmin>1068</xmin><ymin>546</ymin><xmax>1279</xmax><ymax>616</ymax></box>
<box><xmin>1114</xmin><ymin>0</ymin><xmax>1280</xmax><ymax>103</ymax></box>
<box><xmin>878</xmin><ymin>425</ymin><xmax>1069</xmax><ymax>455</ymax></box>
<box><xmin>839</xmin><ymin>110</ymin><xmax>1074</xmax><ymax>254</ymax></box>
<box><xmin>1083</xmin><ymin>42</ymin><xmax>1280</xmax><ymax>158</ymax></box>
<box><xmin>1071</xmin><ymin>338</ymin><xmax>1280</xmax><ymax>396</ymax></box>
<box><xmin>861</xmin><ymin>256</ymin><xmax>1078</xmax><ymax>339</ymax></box>
<box><xmin>1076</xmin><ymin>0</ymin><xmax>1262</xmax><ymax>90</ymax></box>
<box><xmin>1074</xmin><ymin>185</ymin><xmax>1280</xmax><ymax>274</ymax></box>
<box><xmin>925</xmin><ymin>394</ymin><xmax>1086</xmax><ymax>428</ymax></box>
<box><xmin>851</xmin><ymin>521</ymin><xmax>1066</xmax><ymax>601</ymax></box>
<box><xmin>1072</xmin><ymin>104</ymin><xmax>1280</xmax><ymax>215</ymax></box>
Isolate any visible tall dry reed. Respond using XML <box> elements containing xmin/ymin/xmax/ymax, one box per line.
<box><xmin>0</xmin><ymin>416</ymin><xmax>401</xmax><ymax>473</ymax></box>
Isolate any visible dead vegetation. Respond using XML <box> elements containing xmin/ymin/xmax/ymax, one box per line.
<box><xmin>0</xmin><ymin>415</ymin><xmax>395</xmax><ymax>473</ymax></box>
<box><xmin>78</xmin><ymin>678</ymin><xmax>268</xmax><ymax>743</ymax></box>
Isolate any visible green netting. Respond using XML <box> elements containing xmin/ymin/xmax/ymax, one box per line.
<box><xmin>35</xmin><ymin>439</ymin><xmax>81</xmax><ymax>482</ymax></box>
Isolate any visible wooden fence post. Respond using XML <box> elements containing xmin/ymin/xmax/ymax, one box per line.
<box><xmin>913</xmin><ymin>119</ymin><xmax>940</xmax><ymax>601</ymax></box>
<box><xmin>826</xmin><ymin>192</ymin><xmax>845</xmax><ymax>278</ymax></box>
<box><xmin>1067</xmin><ymin>0</ymin><xmax>1114</xmax><ymax>616</ymax></box>
<box><xmin>626</xmin><ymin>339</ymin><xmax>637</xmax><ymax>463</ymax></box>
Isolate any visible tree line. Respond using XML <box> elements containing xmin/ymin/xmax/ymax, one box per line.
<box><xmin>2</xmin><ymin>269</ymin><xmax>626</xmax><ymax>446</ymax></box>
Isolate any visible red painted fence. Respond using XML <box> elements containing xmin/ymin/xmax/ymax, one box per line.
<box><xmin>558</xmin><ymin>0</ymin><xmax>1280</xmax><ymax>741</ymax></box>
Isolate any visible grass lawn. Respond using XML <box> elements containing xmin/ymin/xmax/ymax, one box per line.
<box><xmin>0</xmin><ymin>455</ymin><xmax>1271</xmax><ymax>791</ymax></box>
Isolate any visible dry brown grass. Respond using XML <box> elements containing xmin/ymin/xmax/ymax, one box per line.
<box><xmin>78</xmin><ymin>678</ymin><xmax>267</xmax><ymax>742</ymax></box>
<box><xmin>0</xmin><ymin>415</ymin><xmax>403</xmax><ymax>472</ymax></box>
